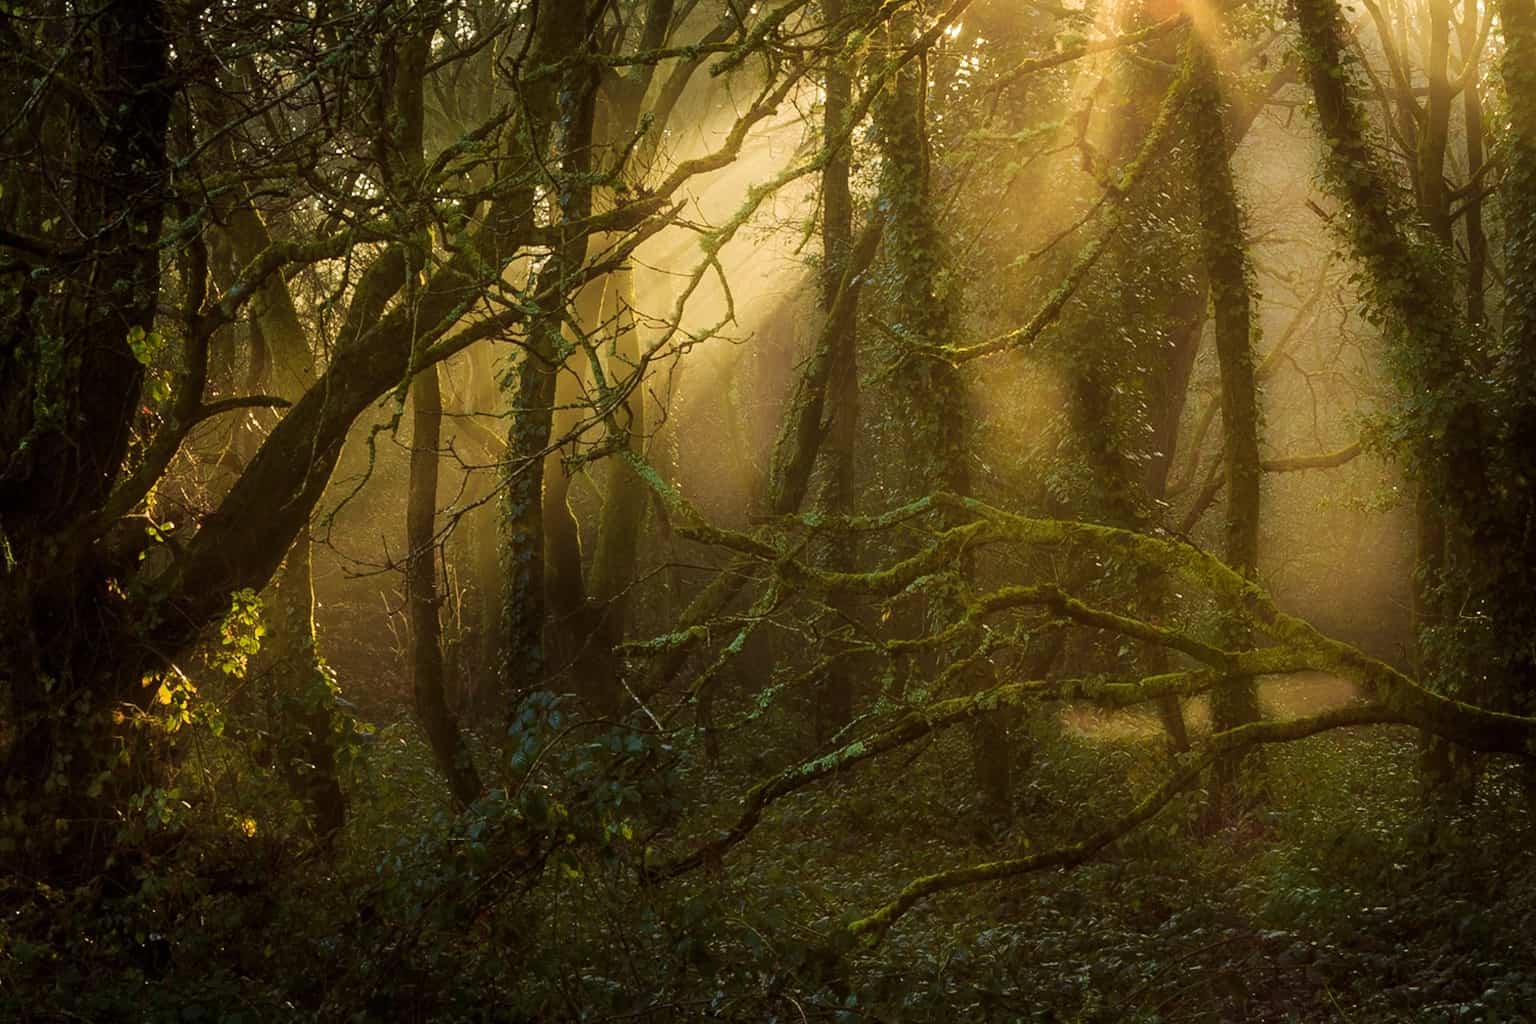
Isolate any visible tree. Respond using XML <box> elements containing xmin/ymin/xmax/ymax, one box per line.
<box><xmin>0</xmin><ymin>0</ymin><xmax>806</xmax><ymax>873</ymax></box>
<box><xmin>1187</xmin><ymin>31</ymin><xmax>1264</xmax><ymax>814</ymax></box>
<box><xmin>1292</xmin><ymin>0</ymin><xmax>1536</xmax><ymax>798</ymax></box>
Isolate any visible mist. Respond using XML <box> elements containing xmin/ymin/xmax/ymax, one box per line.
<box><xmin>7</xmin><ymin>0</ymin><xmax>1536</xmax><ymax>1018</ymax></box>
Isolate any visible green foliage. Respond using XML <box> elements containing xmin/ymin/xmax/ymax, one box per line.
<box><xmin>8</xmin><ymin>665</ymin><xmax>1536</xmax><ymax>1023</ymax></box>
<box><xmin>1256</xmin><ymin>732</ymin><xmax>1536</xmax><ymax>1021</ymax></box>
<box><xmin>211</xmin><ymin>588</ymin><xmax>265</xmax><ymax>680</ymax></box>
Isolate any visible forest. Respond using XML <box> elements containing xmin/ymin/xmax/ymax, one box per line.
<box><xmin>5</xmin><ymin>0</ymin><xmax>1536</xmax><ymax>1018</ymax></box>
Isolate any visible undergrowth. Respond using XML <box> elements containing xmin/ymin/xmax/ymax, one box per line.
<box><xmin>3</xmin><ymin>695</ymin><xmax>1534</xmax><ymax>1022</ymax></box>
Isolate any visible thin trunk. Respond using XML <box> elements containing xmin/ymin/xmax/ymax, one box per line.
<box><xmin>408</xmin><ymin>362</ymin><xmax>484</xmax><ymax>807</ymax></box>
<box><xmin>504</xmin><ymin>331</ymin><xmax>566</xmax><ymax>709</ymax></box>
<box><xmin>1461</xmin><ymin>0</ymin><xmax>1487</xmax><ymax>326</ymax></box>
<box><xmin>816</xmin><ymin>0</ymin><xmax>859</xmax><ymax>739</ymax></box>
<box><xmin>1188</xmin><ymin>39</ymin><xmax>1264</xmax><ymax>816</ymax></box>
<box><xmin>1143</xmin><ymin>297</ymin><xmax>1205</xmax><ymax>752</ymax></box>
<box><xmin>401</xmin><ymin>0</ymin><xmax>479</xmax><ymax>801</ymax></box>
<box><xmin>544</xmin><ymin>363</ymin><xmax>590</xmax><ymax>648</ymax></box>
<box><xmin>572</xmin><ymin>0</ymin><xmax>691</xmax><ymax>711</ymax></box>
<box><xmin>587</xmin><ymin>266</ymin><xmax>648</xmax><ymax>714</ymax></box>
<box><xmin>1417</xmin><ymin>0</ymin><xmax>1454</xmax><ymax>243</ymax></box>
<box><xmin>542</xmin><ymin>277</ymin><xmax>602</xmax><ymax>698</ymax></box>
<box><xmin>442</xmin><ymin>342</ymin><xmax>509</xmax><ymax>715</ymax></box>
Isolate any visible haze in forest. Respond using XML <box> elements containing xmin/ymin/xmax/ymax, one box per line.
<box><xmin>4</xmin><ymin>0</ymin><xmax>1536</xmax><ymax>1018</ymax></box>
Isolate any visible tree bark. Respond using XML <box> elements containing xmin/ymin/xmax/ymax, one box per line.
<box><xmin>1461</xmin><ymin>0</ymin><xmax>1488</xmax><ymax>326</ymax></box>
<box><xmin>586</xmin><ymin>267</ymin><xmax>648</xmax><ymax>714</ymax></box>
<box><xmin>500</xmin><ymin>0</ymin><xmax>602</xmax><ymax>718</ymax></box>
<box><xmin>815</xmin><ymin>0</ymin><xmax>860</xmax><ymax>739</ymax></box>
<box><xmin>873</xmin><ymin>17</ymin><xmax>1009</xmax><ymax>813</ymax></box>
<box><xmin>1187</xmin><ymin>38</ymin><xmax>1264</xmax><ymax>816</ymax></box>
<box><xmin>408</xmin><ymin>360</ymin><xmax>484</xmax><ymax>808</ymax></box>
<box><xmin>0</xmin><ymin>0</ymin><xmax>174</xmax><ymax>871</ymax></box>
<box><xmin>1292</xmin><ymin>0</ymin><xmax>1497</xmax><ymax>796</ymax></box>
<box><xmin>1491</xmin><ymin>0</ymin><xmax>1536</xmax><ymax>725</ymax></box>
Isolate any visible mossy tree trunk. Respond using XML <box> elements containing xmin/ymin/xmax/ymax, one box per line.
<box><xmin>873</xmin><ymin>19</ymin><xmax>1009</xmax><ymax>812</ymax></box>
<box><xmin>500</xmin><ymin>0</ymin><xmax>602</xmax><ymax>717</ymax></box>
<box><xmin>1291</xmin><ymin>0</ymin><xmax>1513</xmax><ymax>798</ymax></box>
<box><xmin>813</xmin><ymin>0</ymin><xmax>860</xmax><ymax>740</ymax></box>
<box><xmin>1060</xmin><ymin>25</ymin><xmax>1197</xmax><ymax>753</ymax></box>
<box><xmin>1408</xmin><ymin>0</ymin><xmax>1477</xmax><ymax>798</ymax></box>
<box><xmin>542</xmin><ymin>356</ymin><xmax>593</xmax><ymax>671</ymax></box>
<box><xmin>1490</xmin><ymin>0</ymin><xmax>1536</xmax><ymax>729</ymax></box>
<box><xmin>1187</xmin><ymin>37</ymin><xmax>1264</xmax><ymax>817</ymax></box>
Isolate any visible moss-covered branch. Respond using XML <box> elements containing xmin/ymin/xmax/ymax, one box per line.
<box><xmin>632</xmin><ymin>479</ymin><xmax>1536</xmax><ymax>896</ymax></box>
<box><xmin>645</xmin><ymin>666</ymin><xmax>1239</xmax><ymax>880</ymax></box>
<box><xmin>878</xmin><ymin>583</ymin><xmax>1231</xmax><ymax>668</ymax></box>
<box><xmin>652</xmin><ymin>608</ymin><xmax>1536</xmax><ymax>889</ymax></box>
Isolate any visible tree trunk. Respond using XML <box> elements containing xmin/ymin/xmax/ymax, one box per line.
<box><xmin>1188</xmin><ymin>38</ymin><xmax>1264</xmax><ymax>819</ymax></box>
<box><xmin>408</xmin><ymin>360</ymin><xmax>484</xmax><ymax>808</ymax></box>
<box><xmin>1292</xmin><ymin>0</ymin><xmax>1505</xmax><ymax>799</ymax></box>
<box><xmin>1492</xmin><ymin>0</ymin><xmax>1536</xmax><ymax>735</ymax></box>
<box><xmin>586</xmin><ymin>267</ymin><xmax>648</xmax><ymax>715</ymax></box>
<box><xmin>1143</xmin><ymin>298</ymin><xmax>1206</xmax><ymax>754</ymax></box>
<box><xmin>1461</xmin><ymin>0</ymin><xmax>1488</xmax><ymax>327</ymax></box>
<box><xmin>0</xmin><ymin>1</ymin><xmax>175</xmax><ymax>872</ymax></box>
<box><xmin>1060</xmin><ymin>33</ymin><xmax>1198</xmax><ymax>754</ymax></box>
<box><xmin>815</xmin><ymin>1</ymin><xmax>861</xmax><ymax>739</ymax></box>
<box><xmin>543</xmin><ymin>360</ymin><xmax>591</xmax><ymax>669</ymax></box>
<box><xmin>190</xmin><ymin>40</ymin><xmax>350</xmax><ymax>836</ymax></box>
<box><xmin>873</xmin><ymin>18</ymin><xmax>1009</xmax><ymax>813</ymax></box>
<box><xmin>499</xmin><ymin>0</ymin><xmax>601</xmax><ymax>720</ymax></box>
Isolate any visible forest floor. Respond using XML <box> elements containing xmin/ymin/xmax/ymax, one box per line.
<box><xmin>11</xmin><ymin>669</ymin><xmax>1535</xmax><ymax>1023</ymax></box>
<box><xmin>688</xmin><ymin>673</ymin><xmax>1536</xmax><ymax>1023</ymax></box>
